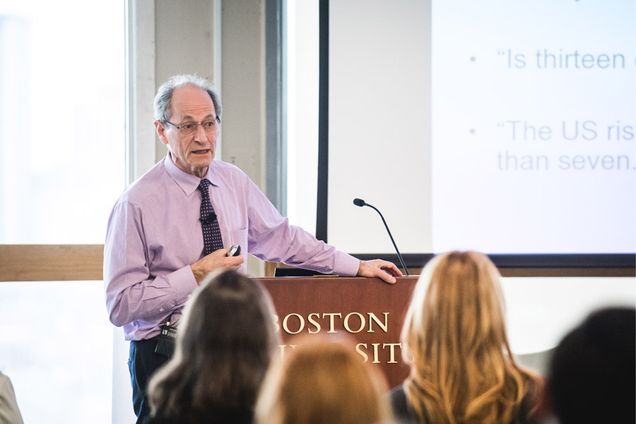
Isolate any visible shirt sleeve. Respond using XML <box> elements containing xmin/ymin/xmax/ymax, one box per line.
<box><xmin>103</xmin><ymin>200</ymin><xmax>197</xmax><ymax>328</ymax></box>
<box><xmin>0</xmin><ymin>374</ymin><xmax>24</xmax><ymax>424</ymax></box>
<box><xmin>242</xmin><ymin>177</ymin><xmax>360</xmax><ymax>276</ymax></box>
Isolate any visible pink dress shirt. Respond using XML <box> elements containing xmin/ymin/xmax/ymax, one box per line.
<box><xmin>104</xmin><ymin>155</ymin><xmax>359</xmax><ymax>340</ymax></box>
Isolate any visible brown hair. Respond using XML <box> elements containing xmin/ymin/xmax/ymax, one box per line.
<box><xmin>148</xmin><ymin>269</ymin><xmax>279</xmax><ymax>419</ymax></box>
<box><xmin>401</xmin><ymin>251</ymin><xmax>541</xmax><ymax>424</ymax></box>
<box><xmin>256</xmin><ymin>334</ymin><xmax>393</xmax><ymax>424</ymax></box>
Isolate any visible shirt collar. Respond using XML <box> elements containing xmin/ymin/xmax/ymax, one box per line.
<box><xmin>163</xmin><ymin>153</ymin><xmax>222</xmax><ymax>195</ymax></box>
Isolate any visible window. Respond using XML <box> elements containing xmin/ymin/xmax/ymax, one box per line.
<box><xmin>0</xmin><ymin>1</ymin><xmax>125</xmax><ymax>422</ymax></box>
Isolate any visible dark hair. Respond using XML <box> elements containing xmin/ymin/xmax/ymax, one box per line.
<box><xmin>148</xmin><ymin>269</ymin><xmax>279</xmax><ymax>419</ymax></box>
<box><xmin>548</xmin><ymin>307</ymin><xmax>635</xmax><ymax>424</ymax></box>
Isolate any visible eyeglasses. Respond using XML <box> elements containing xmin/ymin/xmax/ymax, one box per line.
<box><xmin>164</xmin><ymin>117</ymin><xmax>220</xmax><ymax>136</ymax></box>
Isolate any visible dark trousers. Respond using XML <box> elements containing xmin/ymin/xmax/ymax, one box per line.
<box><xmin>129</xmin><ymin>337</ymin><xmax>172</xmax><ymax>424</ymax></box>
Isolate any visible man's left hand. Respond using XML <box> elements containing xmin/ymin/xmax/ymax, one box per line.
<box><xmin>357</xmin><ymin>259</ymin><xmax>403</xmax><ymax>284</ymax></box>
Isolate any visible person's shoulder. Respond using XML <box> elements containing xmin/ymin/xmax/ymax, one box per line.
<box><xmin>389</xmin><ymin>384</ymin><xmax>429</xmax><ymax>424</ymax></box>
<box><xmin>389</xmin><ymin>385</ymin><xmax>422</xmax><ymax>423</ymax></box>
<box><xmin>211</xmin><ymin>159</ymin><xmax>248</xmax><ymax>177</ymax></box>
<box><xmin>0</xmin><ymin>372</ymin><xmax>11</xmax><ymax>389</ymax></box>
<box><xmin>389</xmin><ymin>384</ymin><xmax>407</xmax><ymax>403</ymax></box>
<box><xmin>511</xmin><ymin>374</ymin><xmax>545</xmax><ymax>424</ymax></box>
<box><xmin>129</xmin><ymin>159</ymin><xmax>168</xmax><ymax>190</ymax></box>
<box><xmin>210</xmin><ymin>160</ymin><xmax>252</xmax><ymax>186</ymax></box>
<box><xmin>117</xmin><ymin>159</ymin><xmax>168</xmax><ymax>204</ymax></box>
<box><xmin>389</xmin><ymin>385</ymin><xmax>409</xmax><ymax>415</ymax></box>
<box><xmin>146</xmin><ymin>415</ymin><xmax>176</xmax><ymax>424</ymax></box>
<box><xmin>149</xmin><ymin>406</ymin><xmax>253</xmax><ymax>424</ymax></box>
<box><xmin>205</xmin><ymin>406</ymin><xmax>253</xmax><ymax>424</ymax></box>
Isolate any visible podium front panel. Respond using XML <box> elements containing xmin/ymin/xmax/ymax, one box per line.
<box><xmin>258</xmin><ymin>276</ymin><xmax>418</xmax><ymax>388</ymax></box>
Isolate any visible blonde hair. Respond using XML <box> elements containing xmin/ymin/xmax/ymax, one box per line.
<box><xmin>401</xmin><ymin>251</ymin><xmax>540</xmax><ymax>424</ymax></box>
<box><xmin>256</xmin><ymin>335</ymin><xmax>393</xmax><ymax>424</ymax></box>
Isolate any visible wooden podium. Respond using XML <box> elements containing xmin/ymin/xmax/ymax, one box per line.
<box><xmin>257</xmin><ymin>276</ymin><xmax>419</xmax><ymax>388</ymax></box>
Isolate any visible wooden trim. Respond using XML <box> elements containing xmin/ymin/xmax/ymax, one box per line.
<box><xmin>499</xmin><ymin>267</ymin><xmax>635</xmax><ymax>277</ymax></box>
<box><xmin>0</xmin><ymin>245</ymin><xmax>633</xmax><ymax>282</ymax></box>
<box><xmin>0</xmin><ymin>245</ymin><xmax>104</xmax><ymax>282</ymax></box>
<box><xmin>269</xmin><ymin>263</ymin><xmax>635</xmax><ymax>278</ymax></box>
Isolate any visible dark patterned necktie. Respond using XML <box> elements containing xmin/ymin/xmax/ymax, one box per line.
<box><xmin>197</xmin><ymin>179</ymin><xmax>224</xmax><ymax>255</ymax></box>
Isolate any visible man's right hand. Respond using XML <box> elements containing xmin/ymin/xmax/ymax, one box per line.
<box><xmin>191</xmin><ymin>248</ymin><xmax>244</xmax><ymax>283</ymax></box>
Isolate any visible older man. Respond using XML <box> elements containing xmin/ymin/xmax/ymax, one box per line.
<box><xmin>104</xmin><ymin>74</ymin><xmax>401</xmax><ymax>422</ymax></box>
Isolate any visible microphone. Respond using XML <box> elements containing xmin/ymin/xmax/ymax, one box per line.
<box><xmin>200</xmin><ymin>211</ymin><xmax>217</xmax><ymax>225</ymax></box>
<box><xmin>353</xmin><ymin>198</ymin><xmax>409</xmax><ymax>276</ymax></box>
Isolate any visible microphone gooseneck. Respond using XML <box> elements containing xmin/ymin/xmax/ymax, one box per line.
<box><xmin>352</xmin><ymin>197</ymin><xmax>409</xmax><ymax>276</ymax></box>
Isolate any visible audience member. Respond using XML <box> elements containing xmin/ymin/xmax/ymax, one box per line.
<box><xmin>391</xmin><ymin>251</ymin><xmax>542</xmax><ymax>424</ymax></box>
<box><xmin>147</xmin><ymin>269</ymin><xmax>279</xmax><ymax>423</ymax></box>
<box><xmin>256</xmin><ymin>334</ymin><xmax>393</xmax><ymax>424</ymax></box>
<box><xmin>547</xmin><ymin>306</ymin><xmax>635</xmax><ymax>424</ymax></box>
<box><xmin>0</xmin><ymin>371</ymin><xmax>23</xmax><ymax>424</ymax></box>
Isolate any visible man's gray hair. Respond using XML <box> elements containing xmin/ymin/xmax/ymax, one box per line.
<box><xmin>153</xmin><ymin>74</ymin><xmax>222</xmax><ymax>122</ymax></box>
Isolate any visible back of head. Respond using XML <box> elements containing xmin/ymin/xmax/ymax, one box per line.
<box><xmin>149</xmin><ymin>269</ymin><xmax>279</xmax><ymax>418</ymax></box>
<box><xmin>548</xmin><ymin>307</ymin><xmax>636</xmax><ymax>424</ymax></box>
<box><xmin>401</xmin><ymin>251</ymin><xmax>539</xmax><ymax>423</ymax></box>
<box><xmin>256</xmin><ymin>335</ymin><xmax>392</xmax><ymax>424</ymax></box>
